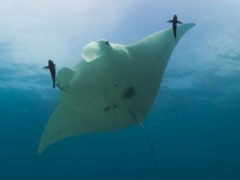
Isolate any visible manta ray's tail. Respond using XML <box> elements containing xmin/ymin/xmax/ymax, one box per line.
<box><xmin>128</xmin><ymin>110</ymin><xmax>157</xmax><ymax>167</ymax></box>
<box><xmin>138</xmin><ymin>121</ymin><xmax>157</xmax><ymax>168</ymax></box>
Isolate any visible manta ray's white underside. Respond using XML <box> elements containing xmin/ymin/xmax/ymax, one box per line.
<box><xmin>39</xmin><ymin>23</ymin><xmax>195</xmax><ymax>155</ymax></box>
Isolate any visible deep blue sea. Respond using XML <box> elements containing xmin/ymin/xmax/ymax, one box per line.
<box><xmin>0</xmin><ymin>1</ymin><xmax>239</xmax><ymax>179</ymax></box>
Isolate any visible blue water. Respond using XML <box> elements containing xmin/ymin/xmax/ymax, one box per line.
<box><xmin>0</xmin><ymin>0</ymin><xmax>240</xmax><ymax>179</ymax></box>
<box><xmin>1</xmin><ymin>74</ymin><xmax>239</xmax><ymax>179</ymax></box>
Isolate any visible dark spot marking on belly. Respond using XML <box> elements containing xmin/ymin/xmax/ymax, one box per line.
<box><xmin>114</xmin><ymin>84</ymin><xmax>118</xmax><ymax>87</ymax></box>
<box><xmin>104</xmin><ymin>107</ymin><xmax>110</xmax><ymax>111</ymax></box>
<box><xmin>122</xmin><ymin>87</ymin><xmax>136</xmax><ymax>99</ymax></box>
<box><xmin>113</xmin><ymin>105</ymin><xmax>117</xmax><ymax>108</ymax></box>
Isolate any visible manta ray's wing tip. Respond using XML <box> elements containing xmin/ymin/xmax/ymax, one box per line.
<box><xmin>38</xmin><ymin>141</ymin><xmax>45</xmax><ymax>156</ymax></box>
<box><xmin>190</xmin><ymin>23</ymin><xmax>196</xmax><ymax>26</ymax></box>
<box><xmin>186</xmin><ymin>23</ymin><xmax>196</xmax><ymax>27</ymax></box>
<box><xmin>38</xmin><ymin>147</ymin><xmax>43</xmax><ymax>156</ymax></box>
<box><xmin>38</xmin><ymin>135</ymin><xmax>50</xmax><ymax>156</ymax></box>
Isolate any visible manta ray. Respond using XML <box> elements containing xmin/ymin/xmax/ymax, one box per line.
<box><xmin>39</xmin><ymin>23</ymin><xmax>195</xmax><ymax>157</ymax></box>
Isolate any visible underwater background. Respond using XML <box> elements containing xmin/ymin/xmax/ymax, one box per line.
<box><xmin>0</xmin><ymin>0</ymin><xmax>239</xmax><ymax>179</ymax></box>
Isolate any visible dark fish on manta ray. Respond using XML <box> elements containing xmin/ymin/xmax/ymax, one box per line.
<box><xmin>167</xmin><ymin>14</ymin><xmax>183</xmax><ymax>39</ymax></box>
<box><xmin>44</xmin><ymin>59</ymin><xmax>56</xmax><ymax>88</ymax></box>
